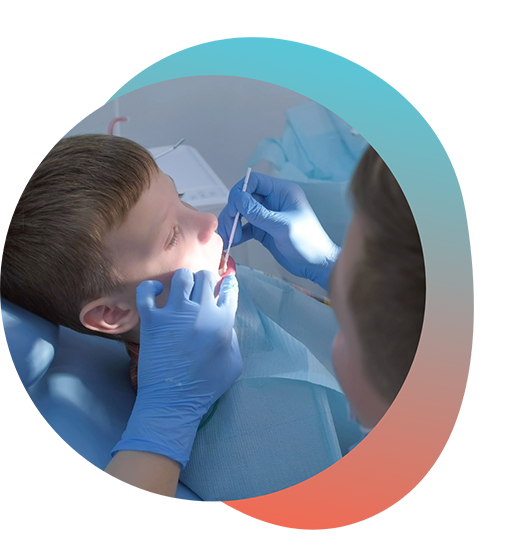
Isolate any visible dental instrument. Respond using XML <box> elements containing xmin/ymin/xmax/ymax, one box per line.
<box><xmin>222</xmin><ymin>167</ymin><xmax>251</xmax><ymax>273</ymax></box>
<box><xmin>154</xmin><ymin>138</ymin><xmax>185</xmax><ymax>160</ymax></box>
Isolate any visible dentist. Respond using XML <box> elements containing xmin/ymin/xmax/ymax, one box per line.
<box><xmin>217</xmin><ymin>146</ymin><xmax>425</xmax><ymax>430</ymax></box>
<box><xmin>107</xmin><ymin>146</ymin><xmax>425</xmax><ymax>496</ymax></box>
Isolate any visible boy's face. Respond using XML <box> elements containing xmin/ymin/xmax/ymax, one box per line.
<box><xmin>330</xmin><ymin>214</ymin><xmax>390</xmax><ymax>428</ymax></box>
<box><xmin>87</xmin><ymin>169</ymin><xmax>225</xmax><ymax>339</ymax></box>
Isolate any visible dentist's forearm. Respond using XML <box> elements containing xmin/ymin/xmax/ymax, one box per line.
<box><xmin>105</xmin><ymin>450</ymin><xmax>181</xmax><ymax>497</ymax></box>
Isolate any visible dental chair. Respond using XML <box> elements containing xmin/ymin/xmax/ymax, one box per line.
<box><xmin>1</xmin><ymin>143</ymin><xmax>229</xmax><ymax>500</ymax></box>
<box><xmin>2</xmin><ymin>297</ymin><xmax>202</xmax><ymax>500</ymax></box>
<box><xmin>0</xmin><ymin>276</ymin><xmax>361</xmax><ymax>558</ymax></box>
<box><xmin>0</xmin><ymin>115</ymin><xmax>368</xmax><ymax>558</ymax></box>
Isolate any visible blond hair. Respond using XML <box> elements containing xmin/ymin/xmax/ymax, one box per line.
<box><xmin>1</xmin><ymin>134</ymin><xmax>158</xmax><ymax>338</ymax></box>
<box><xmin>350</xmin><ymin>147</ymin><xmax>426</xmax><ymax>402</ymax></box>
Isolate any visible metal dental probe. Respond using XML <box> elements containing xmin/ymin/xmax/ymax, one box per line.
<box><xmin>154</xmin><ymin>138</ymin><xmax>186</xmax><ymax>160</ymax></box>
<box><xmin>222</xmin><ymin>167</ymin><xmax>252</xmax><ymax>273</ymax></box>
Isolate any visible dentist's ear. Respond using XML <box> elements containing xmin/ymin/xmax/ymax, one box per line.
<box><xmin>80</xmin><ymin>297</ymin><xmax>140</xmax><ymax>335</ymax></box>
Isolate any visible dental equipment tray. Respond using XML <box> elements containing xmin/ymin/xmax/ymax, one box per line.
<box><xmin>149</xmin><ymin>145</ymin><xmax>229</xmax><ymax>215</ymax></box>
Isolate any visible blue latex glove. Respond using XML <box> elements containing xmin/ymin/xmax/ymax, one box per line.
<box><xmin>218</xmin><ymin>173</ymin><xmax>341</xmax><ymax>290</ymax></box>
<box><xmin>112</xmin><ymin>269</ymin><xmax>242</xmax><ymax>468</ymax></box>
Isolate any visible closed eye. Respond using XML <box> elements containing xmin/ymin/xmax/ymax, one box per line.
<box><xmin>165</xmin><ymin>174</ymin><xmax>184</xmax><ymax>249</ymax></box>
<box><xmin>167</xmin><ymin>226</ymin><xmax>179</xmax><ymax>249</ymax></box>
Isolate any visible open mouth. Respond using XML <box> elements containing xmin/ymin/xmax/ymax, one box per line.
<box><xmin>214</xmin><ymin>253</ymin><xmax>237</xmax><ymax>298</ymax></box>
<box><xmin>218</xmin><ymin>252</ymin><xmax>236</xmax><ymax>278</ymax></box>
<box><xmin>218</xmin><ymin>252</ymin><xmax>225</xmax><ymax>274</ymax></box>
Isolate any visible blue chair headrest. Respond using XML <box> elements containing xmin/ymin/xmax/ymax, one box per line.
<box><xmin>1</xmin><ymin>298</ymin><xmax>60</xmax><ymax>388</ymax></box>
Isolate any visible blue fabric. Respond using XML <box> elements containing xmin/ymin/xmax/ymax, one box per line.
<box><xmin>247</xmin><ymin>101</ymin><xmax>369</xmax><ymax>245</ymax></box>
<box><xmin>2</xmin><ymin>298</ymin><xmax>60</xmax><ymax>388</ymax></box>
<box><xmin>4</xmin><ymin>267</ymin><xmax>364</xmax><ymax>501</ymax></box>
<box><xmin>180</xmin><ymin>266</ymin><xmax>365</xmax><ymax>500</ymax></box>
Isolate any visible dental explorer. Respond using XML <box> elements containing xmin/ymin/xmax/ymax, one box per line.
<box><xmin>154</xmin><ymin>138</ymin><xmax>185</xmax><ymax>160</ymax></box>
<box><xmin>222</xmin><ymin>167</ymin><xmax>252</xmax><ymax>274</ymax></box>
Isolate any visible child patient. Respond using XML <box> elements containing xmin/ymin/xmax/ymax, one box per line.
<box><xmin>84</xmin><ymin>146</ymin><xmax>236</xmax><ymax>387</ymax></box>
<box><xmin>3</xmin><ymin>135</ymin><xmax>228</xmax><ymax>345</ymax></box>
<box><xmin>0</xmin><ymin>135</ymin><xmax>361</xmax><ymax>502</ymax></box>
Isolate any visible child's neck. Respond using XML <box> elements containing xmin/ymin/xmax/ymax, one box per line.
<box><xmin>121</xmin><ymin>325</ymin><xmax>140</xmax><ymax>345</ymax></box>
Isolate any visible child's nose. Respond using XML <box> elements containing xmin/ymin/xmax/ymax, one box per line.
<box><xmin>197</xmin><ymin>212</ymin><xmax>218</xmax><ymax>244</ymax></box>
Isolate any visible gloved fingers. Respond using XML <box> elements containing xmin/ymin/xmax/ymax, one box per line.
<box><xmin>166</xmin><ymin>268</ymin><xmax>195</xmax><ymax>309</ymax></box>
<box><xmin>218</xmin><ymin>216</ymin><xmax>244</xmax><ymax>249</ymax></box>
<box><xmin>221</xmin><ymin>175</ymin><xmax>247</xmax><ymax>219</ymax></box>
<box><xmin>216</xmin><ymin>274</ymin><xmax>239</xmax><ymax>327</ymax></box>
<box><xmin>242</xmin><ymin>172</ymin><xmax>281</xmax><ymax>198</ymax></box>
<box><xmin>244</xmin><ymin>174</ymin><xmax>309</xmax><ymax>212</ymax></box>
<box><xmin>217</xmin><ymin>200</ymin><xmax>237</xmax><ymax>229</ymax></box>
<box><xmin>252</xmin><ymin>192</ymin><xmax>266</xmax><ymax>205</ymax></box>
<box><xmin>234</xmin><ymin>191</ymin><xmax>280</xmax><ymax>232</ymax></box>
<box><xmin>136</xmin><ymin>280</ymin><xmax>164</xmax><ymax>325</ymax></box>
<box><xmin>229</xmin><ymin>173</ymin><xmax>281</xmax><ymax>209</ymax></box>
<box><xmin>240</xmin><ymin>222</ymin><xmax>266</xmax><ymax>244</ymax></box>
<box><xmin>189</xmin><ymin>270</ymin><xmax>217</xmax><ymax>305</ymax></box>
<box><xmin>219</xmin><ymin>204</ymin><xmax>267</xmax><ymax>249</ymax></box>
<box><xmin>217</xmin><ymin>204</ymin><xmax>246</xmax><ymax>249</ymax></box>
<box><xmin>218</xmin><ymin>175</ymin><xmax>280</xmax><ymax>246</ymax></box>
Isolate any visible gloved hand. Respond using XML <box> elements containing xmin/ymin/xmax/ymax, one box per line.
<box><xmin>218</xmin><ymin>173</ymin><xmax>340</xmax><ymax>290</ymax></box>
<box><xmin>112</xmin><ymin>269</ymin><xmax>242</xmax><ymax>468</ymax></box>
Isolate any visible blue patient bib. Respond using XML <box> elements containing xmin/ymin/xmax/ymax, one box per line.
<box><xmin>180</xmin><ymin>266</ymin><xmax>365</xmax><ymax>500</ymax></box>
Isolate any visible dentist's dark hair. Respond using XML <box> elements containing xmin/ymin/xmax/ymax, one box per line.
<box><xmin>349</xmin><ymin>146</ymin><xmax>426</xmax><ymax>402</ymax></box>
<box><xmin>1</xmin><ymin>134</ymin><xmax>158</xmax><ymax>339</ymax></box>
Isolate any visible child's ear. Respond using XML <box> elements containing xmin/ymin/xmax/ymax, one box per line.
<box><xmin>79</xmin><ymin>297</ymin><xmax>139</xmax><ymax>335</ymax></box>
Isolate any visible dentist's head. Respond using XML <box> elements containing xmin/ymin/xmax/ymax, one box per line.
<box><xmin>329</xmin><ymin>147</ymin><xmax>426</xmax><ymax>428</ymax></box>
